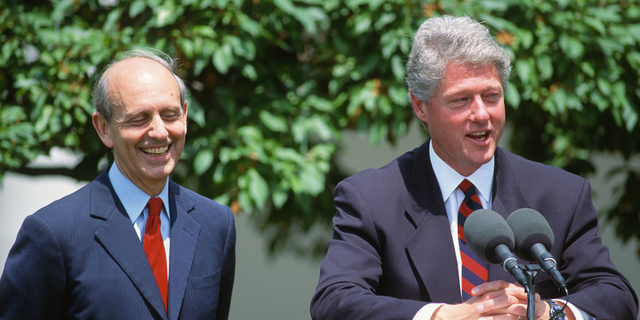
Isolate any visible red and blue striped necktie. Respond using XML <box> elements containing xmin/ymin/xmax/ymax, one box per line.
<box><xmin>457</xmin><ymin>179</ymin><xmax>489</xmax><ymax>300</ymax></box>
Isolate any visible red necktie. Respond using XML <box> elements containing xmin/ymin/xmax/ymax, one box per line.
<box><xmin>144</xmin><ymin>197</ymin><xmax>168</xmax><ymax>312</ymax></box>
<box><xmin>457</xmin><ymin>179</ymin><xmax>489</xmax><ymax>300</ymax></box>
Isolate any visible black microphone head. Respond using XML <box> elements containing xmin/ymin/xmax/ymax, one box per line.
<box><xmin>464</xmin><ymin>209</ymin><xmax>515</xmax><ymax>264</ymax></box>
<box><xmin>506</xmin><ymin>208</ymin><xmax>555</xmax><ymax>262</ymax></box>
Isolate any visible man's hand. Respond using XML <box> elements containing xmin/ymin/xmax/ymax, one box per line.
<box><xmin>431</xmin><ymin>280</ymin><xmax>549</xmax><ymax>320</ymax></box>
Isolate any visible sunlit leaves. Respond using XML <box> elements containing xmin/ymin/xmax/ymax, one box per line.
<box><xmin>2</xmin><ymin>0</ymin><xmax>640</xmax><ymax>257</ymax></box>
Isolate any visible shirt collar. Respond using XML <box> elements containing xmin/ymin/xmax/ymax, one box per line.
<box><xmin>429</xmin><ymin>140</ymin><xmax>494</xmax><ymax>204</ymax></box>
<box><xmin>108</xmin><ymin>163</ymin><xmax>170</xmax><ymax>224</ymax></box>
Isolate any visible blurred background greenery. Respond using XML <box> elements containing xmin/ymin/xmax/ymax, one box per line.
<box><xmin>1</xmin><ymin>0</ymin><xmax>640</xmax><ymax>260</ymax></box>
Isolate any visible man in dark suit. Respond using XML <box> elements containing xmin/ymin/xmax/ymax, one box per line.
<box><xmin>311</xmin><ymin>16</ymin><xmax>638</xmax><ymax>320</ymax></box>
<box><xmin>0</xmin><ymin>50</ymin><xmax>235</xmax><ymax>320</ymax></box>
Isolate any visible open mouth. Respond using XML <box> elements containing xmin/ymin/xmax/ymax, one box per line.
<box><xmin>468</xmin><ymin>131</ymin><xmax>489</xmax><ymax>142</ymax></box>
<box><xmin>140</xmin><ymin>145</ymin><xmax>171</xmax><ymax>157</ymax></box>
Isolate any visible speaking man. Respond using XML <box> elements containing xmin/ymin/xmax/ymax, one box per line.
<box><xmin>311</xmin><ymin>16</ymin><xmax>637</xmax><ymax>320</ymax></box>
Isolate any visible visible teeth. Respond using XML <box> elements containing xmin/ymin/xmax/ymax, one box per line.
<box><xmin>141</xmin><ymin>146</ymin><xmax>169</xmax><ymax>155</ymax></box>
<box><xmin>469</xmin><ymin>132</ymin><xmax>487</xmax><ymax>141</ymax></box>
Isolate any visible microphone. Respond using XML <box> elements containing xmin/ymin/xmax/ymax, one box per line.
<box><xmin>463</xmin><ymin>209</ymin><xmax>528</xmax><ymax>287</ymax></box>
<box><xmin>507</xmin><ymin>208</ymin><xmax>567</xmax><ymax>289</ymax></box>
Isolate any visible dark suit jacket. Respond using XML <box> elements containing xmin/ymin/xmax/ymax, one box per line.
<box><xmin>311</xmin><ymin>141</ymin><xmax>638</xmax><ymax>320</ymax></box>
<box><xmin>0</xmin><ymin>168</ymin><xmax>235</xmax><ymax>320</ymax></box>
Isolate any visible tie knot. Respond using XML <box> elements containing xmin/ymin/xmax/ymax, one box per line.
<box><xmin>459</xmin><ymin>179</ymin><xmax>475</xmax><ymax>193</ymax></box>
<box><xmin>147</xmin><ymin>197</ymin><xmax>163</xmax><ymax>217</ymax></box>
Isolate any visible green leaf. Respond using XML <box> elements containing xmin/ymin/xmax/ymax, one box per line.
<box><xmin>612</xmin><ymin>81</ymin><xmax>637</xmax><ymax>131</ymax></box>
<box><xmin>514</xmin><ymin>59</ymin><xmax>534</xmax><ymax>85</ymax></box>
<box><xmin>559</xmin><ymin>34</ymin><xmax>584</xmax><ymax>59</ymax></box>
<box><xmin>299</xmin><ymin>164</ymin><xmax>324</xmax><ymax>195</ymax></box>
<box><xmin>536</xmin><ymin>55</ymin><xmax>553</xmax><ymax>81</ymax></box>
<box><xmin>237</xmin><ymin>126</ymin><xmax>264</xmax><ymax>144</ymax></box>
<box><xmin>391</xmin><ymin>55</ymin><xmax>404</xmax><ymax>82</ymax></box>
<box><xmin>103</xmin><ymin>8</ymin><xmax>122</xmax><ymax>32</ymax></box>
<box><xmin>213</xmin><ymin>43</ymin><xmax>233</xmax><ymax>74</ymax></box>
<box><xmin>380</xmin><ymin>30</ymin><xmax>399</xmax><ymax>59</ymax></box>
<box><xmin>186</xmin><ymin>96</ymin><xmax>206</xmax><ymax>127</ymax></box>
<box><xmin>259</xmin><ymin>110</ymin><xmax>288</xmax><ymax>133</ymax></box>
<box><xmin>34</xmin><ymin>105</ymin><xmax>53</xmax><ymax>134</ymax></box>
<box><xmin>275</xmin><ymin>148</ymin><xmax>305</xmax><ymax>164</ymax></box>
<box><xmin>308</xmin><ymin>116</ymin><xmax>334</xmax><ymax>141</ymax></box>
<box><xmin>596</xmin><ymin>37</ymin><xmax>624</xmax><ymax>55</ymax></box>
<box><xmin>368</xmin><ymin>120</ymin><xmax>387</xmax><ymax>145</ymax></box>
<box><xmin>237</xmin><ymin>191</ymin><xmax>253</xmax><ymax>213</ymax></box>
<box><xmin>1</xmin><ymin>107</ymin><xmax>27</xmax><ymax>125</ymax></box>
<box><xmin>304</xmin><ymin>95</ymin><xmax>334</xmax><ymax>112</ymax></box>
<box><xmin>388</xmin><ymin>85</ymin><xmax>407</xmax><ymax>106</ymax></box>
<box><xmin>583</xmin><ymin>16</ymin><xmax>606</xmax><ymax>35</ymax></box>
<box><xmin>590</xmin><ymin>90</ymin><xmax>609</xmax><ymax>112</ymax></box>
<box><xmin>51</xmin><ymin>0</ymin><xmax>73</xmax><ymax>22</ymax></box>
<box><xmin>580</xmin><ymin>62</ymin><xmax>595</xmax><ymax>78</ymax></box>
<box><xmin>505</xmin><ymin>85</ymin><xmax>520</xmax><ymax>109</ymax></box>
<box><xmin>353</xmin><ymin>14</ymin><xmax>372</xmax><ymax>35</ymax></box>
<box><xmin>247</xmin><ymin>168</ymin><xmax>269</xmax><ymax>209</ymax></box>
<box><xmin>628</xmin><ymin>52</ymin><xmax>640</xmax><ymax>70</ymax></box>
<box><xmin>237</xmin><ymin>14</ymin><xmax>260</xmax><ymax>36</ymax></box>
<box><xmin>374</xmin><ymin>13</ymin><xmax>396</xmax><ymax>31</ymax></box>
<box><xmin>242</xmin><ymin>64</ymin><xmax>257</xmax><ymax>81</ymax></box>
<box><xmin>597</xmin><ymin>77</ymin><xmax>612</xmax><ymax>96</ymax></box>
<box><xmin>194</xmin><ymin>149</ymin><xmax>214</xmax><ymax>175</ymax></box>
<box><xmin>271</xmin><ymin>180</ymin><xmax>289</xmax><ymax>209</ymax></box>
<box><xmin>129</xmin><ymin>0</ymin><xmax>146</xmax><ymax>18</ymax></box>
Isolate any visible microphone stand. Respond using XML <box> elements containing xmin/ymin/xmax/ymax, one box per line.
<box><xmin>521</xmin><ymin>264</ymin><xmax>541</xmax><ymax>320</ymax></box>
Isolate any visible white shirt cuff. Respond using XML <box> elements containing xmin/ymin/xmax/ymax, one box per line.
<box><xmin>556</xmin><ymin>299</ymin><xmax>587</xmax><ymax>320</ymax></box>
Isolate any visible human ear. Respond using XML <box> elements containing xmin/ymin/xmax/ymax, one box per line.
<box><xmin>410</xmin><ymin>92</ymin><xmax>429</xmax><ymax>124</ymax></box>
<box><xmin>92</xmin><ymin>112</ymin><xmax>114</xmax><ymax>148</ymax></box>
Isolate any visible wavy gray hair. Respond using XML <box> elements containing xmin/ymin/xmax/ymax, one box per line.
<box><xmin>92</xmin><ymin>49</ymin><xmax>187</xmax><ymax>122</ymax></box>
<box><xmin>406</xmin><ymin>15</ymin><xmax>511</xmax><ymax>106</ymax></box>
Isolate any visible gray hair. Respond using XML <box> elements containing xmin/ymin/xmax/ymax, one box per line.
<box><xmin>406</xmin><ymin>15</ymin><xmax>511</xmax><ymax>105</ymax></box>
<box><xmin>92</xmin><ymin>49</ymin><xmax>188</xmax><ymax>122</ymax></box>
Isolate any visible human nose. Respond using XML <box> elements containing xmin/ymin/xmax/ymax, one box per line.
<box><xmin>147</xmin><ymin>114</ymin><xmax>169</xmax><ymax>140</ymax></box>
<box><xmin>470</xmin><ymin>96</ymin><xmax>490</xmax><ymax>122</ymax></box>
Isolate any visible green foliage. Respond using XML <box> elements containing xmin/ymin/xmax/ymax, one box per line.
<box><xmin>1</xmin><ymin>0</ymin><xmax>639</xmax><ymax>257</ymax></box>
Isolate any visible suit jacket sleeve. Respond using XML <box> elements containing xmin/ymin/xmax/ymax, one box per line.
<box><xmin>549</xmin><ymin>180</ymin><xmax>638</xmax><ymax>319</ymax></box>
<box><xmin>310</xmin><ymin>180</ymin><xmax>427</xmax><ymax>320</ymax></box>
<box><xmin>497</xmin><ymin>149</ymin><xmax>638</xmax><ymax>319</ymax></box>
<box><xmin>0</xmin><ymin>214</ymin><xmax>66</xmax><ymax>320</ymax></box>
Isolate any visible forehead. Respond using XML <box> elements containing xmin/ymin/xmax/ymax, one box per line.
<box><xmin>106</xmin><ymin>58</ymin><xmax>181</xmax><ymax>114</ymax></box>
<box><xmin>438</xmin><ymin>62</ymin><xmax>502</xmax><ymax>94</ymax></box>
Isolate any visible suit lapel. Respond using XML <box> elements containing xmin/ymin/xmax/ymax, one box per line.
<box><xmin>167</xmin><ymin>182</ymin><xmax>201</xmax><ymax>320</ymax></box>
<box><xmin>90</xmin><ymin>171</ymin><xmax>169</xmax><ymax>320</ymax></box>
<box><xmin>404</xmin><ymin>141</ymin><xmax>463</xmax><ymax>304</ymax></box>
<box><xmin>488</xmin><ymin>148</ymin><xmax>531</xmax><ymax>282</ymax></box>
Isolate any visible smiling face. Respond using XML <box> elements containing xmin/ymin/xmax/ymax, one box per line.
<box><xmin>92</xmin><ymin>57</ymin><xmax>188</xmax><ymax>196</ymax></box>
<box><xmin>412</xmin><ymin>62</ymin><xmax>505</xmax><ymax>177</ymax></box>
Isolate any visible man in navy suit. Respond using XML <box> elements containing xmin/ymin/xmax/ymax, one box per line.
<box><xmin>311</xmin><ymin>16</ymin><xmax>637</xmax><ymax>320</ymax></box>
<box><xmin>0</xmin><ymin>50</ymin><xmax>235</xmax><ymax>319</ymax></box>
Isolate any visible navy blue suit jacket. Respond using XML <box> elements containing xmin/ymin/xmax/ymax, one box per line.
<box><xmin>0</xmin><ymin>168</ymin><xmax>235</xmax><ymax>320</ymax></box>
<box><xmin>311</xmin><ymin>142</ymin><xmax>638</xmax><ymax>320</ymax></box>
